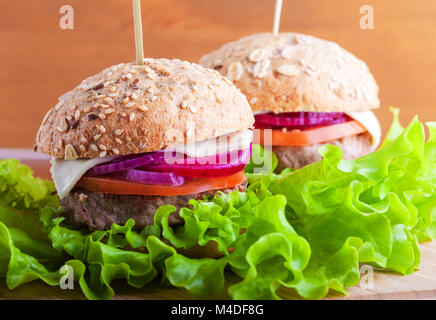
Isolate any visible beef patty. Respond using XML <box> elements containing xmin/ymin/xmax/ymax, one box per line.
<box><xmin>273</xmin><ymin>132</ymin><xmax>373</xmax><ymax>172</ymax></box>
<box><xmin>60</xmin><ymin>176</ymin><xmax>248</xmax><ymax>231</ymax></box>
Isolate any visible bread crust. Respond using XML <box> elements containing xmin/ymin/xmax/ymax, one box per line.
<box><xmin>35</xmin><ymin>59</ymin><xmax>254</xmax><ymax>159</ymax></box>
<box><xmin>199</xmin><ymin>33</ymin><xmax>380</xmax><ymax>113</ymax></box>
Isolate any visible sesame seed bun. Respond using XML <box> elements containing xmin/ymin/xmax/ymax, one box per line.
<box><xmin>35</xmin><ymin>59</ymin><xmax>254</xmax><ymax>159</ymax></box>
<box><xmin>199</xmin><ymin>33</ymin><xmax>380</xmax><ymax>113</ymax></box>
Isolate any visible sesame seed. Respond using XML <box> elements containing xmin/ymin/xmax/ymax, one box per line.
<box><xmin>108</xmin><ymin>93</ymin><xmax>118</xmax><ymax>98</ymax></box>
<box><xmin>131</xmin><ymin>93</ymin><xmax>138</xmax><ymax>100</ymax></box>
<box><xmin>112</xmin><ymin>148</ymin><xmax>120</xmax><ymax>155</ymax></box>
<box><xmin>99</xmin><ymin>144</ymin><xmax>107</xmax><ymax>151</ymax></box>
<box><xmin>90</xmin><ymin>144</ymin><xmax>98</xmax><ymax>152</ymax></box>
<box><xmin>249</xmin><ymin>48</ymin><xmax>268</xmax><ymax>62</ymax></box>
<box><xmin>192</xmin><ymin>85</ymin><xmax>199</xmax><ymax>92</ymax></box>
<box><xmin>93</xmin><ymin>134</ymin><xmax>101</xmax><ymax>141</ymax></box>
<box><xmin>250</xmin><ymin>97</ymin><xmax>258</xmax><ymax>104</ymax></box>
<box><xmin>147</xmin><ymin>87</ymin><xmax>154</xmax><ymax>94</ymax></box>
<box><xmin>115</xmin><ymin>138</ymin><xmax>122</xmax><ymax>144</ymax></box>
<box><xmin>122</xmin><ymin>73</ymin><xmax>132</xmax><ymax>80</ymax></box>
<box><xmin>189</xmin><ymin>105</ymin><xmax>197</xmax><ymax>113</ymax></box>
<box><xmin>64</xmin><ymin>144</ymin><xmax>78</xmax><ymax>160</ymax></box>
<box><xmin>79</xmin><ymin>145</ymin><xmax>86</xmax><ymax>152</ymax></box>
<box><xmin>181</xmin><ymin>101</ymin><xmax>188</xmax><ymax>109</ymax></box>
<box><xmin>123</xmin><ymin>97</ymin><xmax>130</xmax><ymax>105</ymax></box>
<box><xmin>66</xmin><ymin>115</ymin><xmax>73</xmax><ymax>121</ymax></box>
<box><xmin>146</xmin><ymin>74</ymin><xmax>156</xmax><ymax>80</ymax></box>
<box><xmin>276</xmin><ymin>64</ymin><xmax>300</xmax><ymax>77</ymax></box>
<box><xmin>80</xmin><ymin>137</ymin><xmax>88</xmax><ymax>143</ymax></box>
<box><xmin>99</xmin><ymin>151</ymin><xmax>107</xmax><ymax>158</ymax></box>
<box><xmin>74</xmin><ymin>110</ymin><xmax>81</xmax><ymax>120</ymax></box>
<box><xmin>120</xmin><ymin>112</ymin><xmax>127</xmax><ymax>118</ymax></box>
<box><xmin>98</xmin><ymin>113</ymin><xmax>106</xmax><ymax>120</ymax></box>
<box><xmin>138</xmin><ymin>105</ymin><xmax>148</xmax><ymax>112</ymax></box>
<box><xmin>227</xmin><ymin>61</ymin><xmax>243</xmax><ymax>81</ymax></box>
<box><xmin>126</xmin><ymin>136</ymin><xmax>132</xmax><ymax>142</ymax></box>
<box><xmin>104</xmin><ymin>108</ymin><xmax>115</xmax><ymax>115</ymax></box>
<box><xmin>252</xmin><ymin>59</ymin><xmax>271</xmax><ymax>78</ymax></box>
<box><xmin>129</xmin><ymin>113</ymin><xmax>136</xmax><ymax>122</ymax></box>
<box><xmin>110</xmin><ymin>86</ymin><xmax>117</xmax><ymax>92</ymax></box>
<box><xmin>99</xmin><ymin>125</ymin><xmax>106</xmax><ymax>133</ymax></box>
<box><xmin>151</xmin><ymin>96</ymin><xmax>157</xmax><ymax>102</ymax></box>
<box><xmin>58</xmin><ymin>118</ymin><xmax>68</xmax><ymax>132</ymax></box>
<box><xmin>104</xmin><ymin>97</ymin><xmax>113</xmax><ymax>103</ymax></box>
<box><xmin>100</xmin><ymin>104</ymin><xmax>110</xmax><ymax>109</ymax></box>
<box><xmin>126</xmin><ymin>102</ymin><xmax>135</xmax><ymax>109</ymax></box>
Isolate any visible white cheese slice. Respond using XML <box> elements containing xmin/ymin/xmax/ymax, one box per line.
<box><xmin>344</xmin><ymin>110</ymin><xmax>381</xmax><ymax>149</ymax></box>
<box><xmin>51</xmin><ymin>130</ymin><xmax>253</xmax><ymax>198</ymax></box>
<box><xmin>51</xmin><ymin>157</ymin><xmax>114</xmax><ymax>199</ymax></box>
<box><xmin>166</xmin><ymin>129</ymin><xmax>253</xmax><ymax>157</ymax></box>
<box><xmin>253</xmin><ymin>110</ymin><xmax>381</xmax><ymax>149</ymax></box>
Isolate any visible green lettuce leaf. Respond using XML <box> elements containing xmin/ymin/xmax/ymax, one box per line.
<box><xmin>247</xmin><ymin>116</ymin><xmax>435</xmax><ymax>298</ymax></box>
<box><xmin>0</xmin><ymin>109</ymin><xmax>434</xmax><ymax>300</ymax></box>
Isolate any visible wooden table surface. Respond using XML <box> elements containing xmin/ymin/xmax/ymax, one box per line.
<box><xmin>0</xmin><ymin>0</ymin><xmax>435</xmax><ymax>149</ymax></box>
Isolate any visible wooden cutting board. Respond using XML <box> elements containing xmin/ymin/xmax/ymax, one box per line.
<box><xmin>1</xmin><ymin>241</ymin><xmax>435</xmax><ymax>300</ymax></box>
<box><xmin>0</xmin><ymin>149</ymin><xmax>435</xmax><ymax>300</ymax></box>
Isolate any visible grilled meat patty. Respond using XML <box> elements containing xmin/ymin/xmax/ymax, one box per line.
<box><xmin>60</xmin><ymin>176</ymin><xmax>248</xmax><ymax>231</ymax></box>
<box><xmin>272</xmin><ymin>132</ymin><xmax>373</xmax><ymax>172</ymax></box>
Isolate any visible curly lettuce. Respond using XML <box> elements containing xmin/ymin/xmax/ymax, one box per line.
<box><xmin>0</xmin><ymin>110</ymin><xmax>434</xmax><ymax>300</ymax></box>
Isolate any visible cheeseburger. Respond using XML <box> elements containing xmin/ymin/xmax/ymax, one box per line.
<box><xmin>199</xmin><ymin>33</ymin><xmax>381</xmax><ymax>171</ymax></box>
<box><xmin>35</xmin><ymin>59</ymin><xmax>254</xmax><ymax>231</ymax></box>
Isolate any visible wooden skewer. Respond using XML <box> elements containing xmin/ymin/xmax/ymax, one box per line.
<box><xmin>132</xmin><ymin>0</ymin><xmax>144</xmax><ymax>65</ymax></box>
<box><xmin>273</xmin><ymin>0</ymin><xmax>283</xmax><ymax>36</ymax></box>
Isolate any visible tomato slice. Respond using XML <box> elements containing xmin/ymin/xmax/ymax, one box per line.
<box><xmin>255</xmin><ymin>120</ymin><xmax>367</xmax><ymax>146</ymax></box>
<box><xmin>76</xmin><ymin>170</ymin><xmax>245</xmax><ymax>196</ymax></box>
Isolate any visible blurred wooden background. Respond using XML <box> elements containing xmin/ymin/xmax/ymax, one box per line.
<box><xmin>0</xmin><ymin>0</ymin><xmax>435</xmax><ymax>148</ymax></box>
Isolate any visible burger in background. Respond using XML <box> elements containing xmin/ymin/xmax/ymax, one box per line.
<box><xmin>199</xmin><ymin>33</ymin><xmax>381</xmax><ymax>171</ymax></box>
<box><xmin>35</xmin><ymin>58</ymin><xmax>254</xmax><ymax>231</ymax></box>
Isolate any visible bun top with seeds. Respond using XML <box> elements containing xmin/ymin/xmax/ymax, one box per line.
<box><xmin>199</xmin><ymin>32</ymin><xmax>380</xmax><ymax>113</ymax></box>
<box><xmin>35</xmin><ymin>58</ymin><xmax>254</xmax><ymax>159</ymax></box>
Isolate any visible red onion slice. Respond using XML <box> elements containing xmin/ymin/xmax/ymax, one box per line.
<box><xmin>109</xmin><ymin>169</ymin><xmax>190</xmax><ymax>186</ymax></box>
<box><xmin>254</xmin><ymin>112</ymin><xmax>351</xmax><ymax>129</ymax></box>
<box><xmin>87</xmin><ymin>151</ymin><xmax>167</xmax><ymax>176</ymax></box>
<box><xmin>87</xmin><ymin>146</ymin><xmax>251</xmax><ymax>177</ymax></box>
<box><xmin>142</xmin><ymin>147</ymin><xmax>251</xmax><ymax>178</ymax></box>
